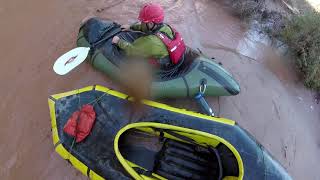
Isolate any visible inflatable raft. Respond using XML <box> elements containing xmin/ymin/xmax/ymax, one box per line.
<box><xmin>76</xmin><ymin>18</ymin><xmax>240</xmax><ymax>99</ymax></box>
<box><xmin>48</xmin><ymin>85</ymin><xmax>291</xmax><ymax>180</ymax></box>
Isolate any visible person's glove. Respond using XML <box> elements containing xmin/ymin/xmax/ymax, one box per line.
<box><xmin>112</xmin><ymin>36</ymin><xmax>120</xmax><ymax>44</ymax></box>
<box><xmin>120</xmin><ymin>24</ymin><xmax>130</xmax><ymax>31</ymax></box>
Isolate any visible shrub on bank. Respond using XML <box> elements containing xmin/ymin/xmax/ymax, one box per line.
<box><xmin>281</xmin><ymin>11</ymin><xmax>320</xmax><ymax>91</ymax></box>
<box><xmin>225</xmin><ymin>0</ymin><xmax>284</xmax><ymax>34</ymax></box>
<box><xmin>225</xmin><ymin>0</ymin><xmax>265</xmax><ymax>19</ymax></box>
<box><xmin>226</xmin><ymin>0</ymin><xmax>320</xmax><ymax>91</ymax></box>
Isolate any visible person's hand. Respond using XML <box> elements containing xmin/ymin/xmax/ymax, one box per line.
<box><xmin>112</xmin><ymin>36</ymin><xmax>120</xmax><ymax>44</ymax></box>
<box><xmin>121</xmin><ymin>24</ymin><xmax>130</xmax><ymax>31</ymax></box>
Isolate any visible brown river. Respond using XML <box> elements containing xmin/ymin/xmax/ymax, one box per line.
<box><xmin>0</xmin><ymin>0</ymin><xmax>319</xmax><ymax>179</ymax></box>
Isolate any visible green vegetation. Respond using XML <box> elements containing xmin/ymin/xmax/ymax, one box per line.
<box><xmin>229</xmin><ymin>0</ymin><xmax>265</xmax><ymax>19</ymax></box>
<box><xmin>281</xmin><ymin>11</ymin><xmax>320</xmax><ymax>90</ymax></box>
<box><xmin>227</xmin><ymin>0</ymin><xmax>320</xmax><ymax>91</ymax></box>
<box><xmin>226</xmin><ymin>0</ymin><xmax>284</xmax><ymax>35</ymax></box>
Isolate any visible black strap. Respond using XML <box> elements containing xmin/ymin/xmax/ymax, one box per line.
<box><xmin>156</xmin><ymin>23</ymin><xmax>175</xmax><ymax>40</ymax></box>
<box><xmin>133</xmin><ymin>167</ymin><xmax>156</xmax><ymax>178</ymax></box>
<box><xmin>153</xmin><ymin>128</ymin><xmax>197</xmax><ymax>145</ymax></box>
<box><xmin>86</xmin><ymin>168</ymin><xmax>91</xmax><ymax>177</ymax></box>
<box><xmin>159</xmin><ymin>130</ymin><xmax>165</xmax><ymax>142</ymax></box>
<box><xmin>164</xmin><ymin>24</ymin><xmax>176</xmax><ymax>39</ymax></box>
<box><xmin>209</xmin><ymin>147</ymin><xmax>224</xmax><ymax>180</ymax></box>
<box><xmin>153</xmin><ymin>128</ymin><xmax>224</xmax><ymax>179</ymax></box>
<box><xmin>146</xmin><ymin>23</ymin><xmax>175</xmax><ymax>40</ymax></box>
<box><xmin>147</xmin><ymin>23</ymin><xmax>164</xmax><ymax>34</ymax></box>
<box><xmin>98</xmin><ymin>23</ymin><xmax>119</xmax><ymax>41</ymax></box>
<box><xmin>91</xmin><ymin>27</ymin><xmax>122</xmax><ymax>48</ymax></box>
<box><xmin>88</xmin><ymin>27</ymin><xmax>122</xmax><ymax>57</ymax></box>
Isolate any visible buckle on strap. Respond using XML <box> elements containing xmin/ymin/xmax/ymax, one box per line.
<box><xmin>133</xmin><ymin>167</ymin><xmax>153</xmax><ymax>177</ymax></box>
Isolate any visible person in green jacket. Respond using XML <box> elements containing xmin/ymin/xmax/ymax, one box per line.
<box><xmin>112</xmin><ymin>3</ymin><xmax>186</xmax><ymax>67</ymax></box>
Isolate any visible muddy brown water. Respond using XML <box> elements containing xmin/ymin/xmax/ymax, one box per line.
<box><xmin>0</xmin><ymin>0</ymin><xmax>319</xmax><ymax>179</ymax></box>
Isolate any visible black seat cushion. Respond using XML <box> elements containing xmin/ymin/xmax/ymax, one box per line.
<box><xmin>153</xmin><ymin>139</ymin><xmax>221</xmax><ymax>180</ymax></box>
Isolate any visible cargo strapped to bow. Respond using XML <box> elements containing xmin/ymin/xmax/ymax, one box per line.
<box><xmin>63</xmin><ymin>105</ymin><xmax>96</xmax><ymax>143</ymax></box>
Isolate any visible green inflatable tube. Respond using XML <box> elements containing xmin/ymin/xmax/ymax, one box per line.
<box><xmin>76</xmin><ymin>18</ymin><xmax>240</xmax><ymax>99</ymax></box>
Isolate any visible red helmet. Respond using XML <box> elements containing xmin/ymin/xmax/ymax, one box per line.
<box><xmin>138</xmin><ymin>3</ymin><xmax>164</xmax><ymax>24</ymax></box>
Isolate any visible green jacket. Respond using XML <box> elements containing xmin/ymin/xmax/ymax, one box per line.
<box><xmin>117</xmin><ymin>23</ymin><xmax>174</xmax><ymax>59</ymax></box>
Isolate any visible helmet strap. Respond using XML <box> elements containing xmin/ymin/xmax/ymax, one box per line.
<box><xmin>143</xmin><ymin>22</ymin><xmax>164</xmax><ymax>35</ymax></box>
<box><xmin>150</xmin><ymin>23</ymin><xmax>163</xmax><ymax>33</ymax></box>
<box><xmin>147</xmin><ymin>23</ymin><xmax>155</xmax><ymax>31</ymax></box>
